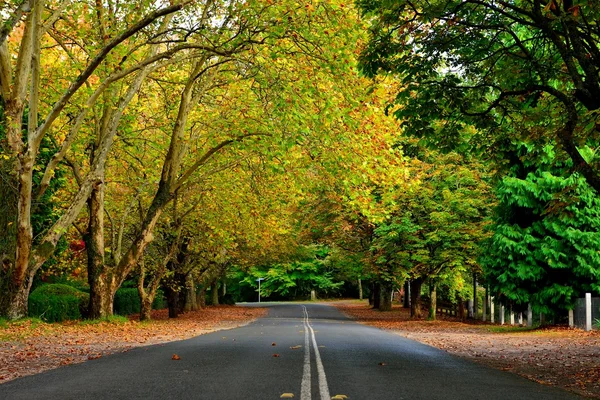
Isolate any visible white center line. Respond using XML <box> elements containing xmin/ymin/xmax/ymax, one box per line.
<box><xmin>301</xmin><ymin>306</ymin><xmax>312</xmax><ymax>400</ymax></box>
<box><xmin>301</xmin><ymin>305</ymin><xmax>331</xmax><ymax>400</ymax></box>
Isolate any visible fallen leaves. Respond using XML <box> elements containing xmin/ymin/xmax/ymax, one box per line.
<box><xmin>273</xmin><ymin>353</ymin><xmax>280</xmax><ymax>358</ymax></box>
<box><xmin>290</xmin><ymin>345</ymin><xmax>302</xmax><ymax>350</ymax></box>
<box><xmin>171</xmin><ymin>354</ymin><xmax>181</xmax><ymax>361</ymax></box>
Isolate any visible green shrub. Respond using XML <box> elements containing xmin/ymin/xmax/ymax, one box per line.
<box><xmin>113</xmin><ymin>288</ymin><xmax>167</xmax><ymax>315</ymax></box>
<box><xmin>28</xmin><ymin>284</ymin><xmax>89</xmax><ymax>322</ymax></box>
<box><xmin>114</xmin><ymin>288</ymin><xmax>139</xmax><ymax>315</ymax></box>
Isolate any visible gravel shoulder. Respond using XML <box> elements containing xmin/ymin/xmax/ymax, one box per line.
<box><xmin>0</xmin><ymin>305</ymin><xmax>267</xmax><ymax>383</ymax></box>
<box><xmin>332</xmin><ymin>300</ymin><xmax>600</xmax><ymax>399</ymax></box>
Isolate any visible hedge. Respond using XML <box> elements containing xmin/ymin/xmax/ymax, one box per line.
<box><xmin>113</xmin><ymin>288</ymin><xmax>167</xmax><ymax>316</ymax></box>
<box><xmin>28</xmin><ymin>284</ymin><xmax>89</xmax><ymax>322</ymax></box>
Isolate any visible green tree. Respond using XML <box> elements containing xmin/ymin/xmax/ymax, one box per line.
<box><xmin>373</xmin><ymin>151</ymin><xmax>492</xmax><ymax>318</ymax></box>
<box><xmin>358</xmin><ymin>0</ymin><xmax>600</xmax><ymax>192</ymax></box>
<box><xmin>482</xmin><ymin>144</ymin><xmax>600</xmax><ymax>315</ymax></box>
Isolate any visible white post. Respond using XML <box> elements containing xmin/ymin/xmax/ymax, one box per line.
<box><xmin>500</xmin><ymin>305</ymin><xmax>505</xmax><ymax>325</ymax></box>
<box><xmin>568</xmin><ymin>309</ymin><xmax>574</xmax><ymax>328</ymax></box>
<box><xmin>311</xmin><ymin>290</ymin><xmax>316</xmax><ymax>301</ymax></box>
<box><xmin>468</xmin><ymin>299</ymin><xmax>474</xmax><ymax>318</ymax></box>
<box><xmin>586</xmin><ymin>293</ymin><xmax>592</xmax><ymax>332</ymax></box>
<box><xmin>510</xmin><ymin>309</ymin><xmax>515</xmax><ymax>325</ymax></box>
<box><xmin>527</xmin><ymin>304</ymin><xmax>533</xmax><ymax>327</ymax></box>
<box><xmin>518</xmin><ymin>312</ymin><xmax>523</xmax><ymax>325</ymax></box>
<box><xmin>490</xmin><ymin>297</ymin><xmax>495</xmax><ymax>323</ymax></box>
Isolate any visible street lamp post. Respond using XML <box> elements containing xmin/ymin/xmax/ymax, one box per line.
<box><xmin>256</xmin><ymin>278</ymin><xmax>264</xmax><ymax>303</ymax></box>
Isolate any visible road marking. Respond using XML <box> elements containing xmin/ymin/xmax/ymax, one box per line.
<box><xmin>301</xmin><ymin>306</ymin><xmax>311</xmax><ymax>400</ymax></box>
<box><xmin>301</xmin><ymin>305</ymin><xmax>331</xmax><ymax>400</ymax></box>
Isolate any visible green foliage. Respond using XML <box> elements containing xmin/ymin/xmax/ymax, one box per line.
<box><xmin>113</xmin><ymin>288</ymin><xmax>166</xmax><ymax>316</ymax></box>
<box><xmin>28</xmin><ymin>284</ymin><xmax>89</xmax><ymax>322</ymax></box>
<box><xmin>372</xmin><ymin>152</ymin><xmax>492</xmax><ymax>295</ymax></box>
<box><xmin>357</xmin><ymin>0</ymin><xmax>600</xmax><ymax>190</ymax></box>
<box><xmin>236</xmin><ymin>246</ymin><xmax>344</xmax><ymax>300</ymax></box>
<box><xmin>482</xmin><ymin>146</ymin><xmax>600</xmax><ymax>314</ymax></box>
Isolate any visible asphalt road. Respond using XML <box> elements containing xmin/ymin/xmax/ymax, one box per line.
<box><xmin>0</xmin><ymin>303</ymin><xmax>583</xmax><ymax>400</ymax></box>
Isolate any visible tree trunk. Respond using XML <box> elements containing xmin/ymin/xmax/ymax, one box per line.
<box><xmin>86</xmin><ymin>180</ymin><xmax>110</xmax><ymax>319</ymax></box>
<box><xmin>379</xmin><ymin>284</ymin><xmax>392</xmax><ymax>311</ymax></box>
<box><xmin>184</xmin><ymin>274</ymin><xmax>197</xmax><ymax>312</ymax></box>
<box><xmin>140</xmin><ymin>298</ymin><xmax>153</xmax><ymax>321</ymax></box>
<box><xmin>428</xmin><ymin>282</ymin><xmax>437</xmax><ymax>320</ymax></box>
<box><xmin>472</xmin><ymin>273</ymin><xmax>478</xmax><ymax>319</ymax></box>
<box><xmin>211</xmin><ymin>281</ymin><xmax>219</xmax><ymax>306</ymax></box>
<box><xmin>403</xmin><ymin>280</ymin><xmax>410</xmax><ymax>308</ymax></box>
<box><xmin>410</xmin><ymin>278</ymin><xmax>423</xmax><ymax>318</ymax></box>
<box><xmin>5</xmin><ymin>278</ymin><xmax>33</xmax><ymax>320</ymax></box>
<box><xmin>372</xmin><ymin>282</ymin><xmax>381</xmax><ymax>309</ymax></box>
<box><xmin>458</xmin><ymin>297</ymin><xmax>466</xmax><ymax>320</ymax></box>
<box><xmin>358</xmin><ymin>278</ymin><xmax>363</xmax><ymax>300</ymax></box>
<box><xmin>166</xmin><ymin>286</ymin><xmax>179</xmax><ymax>318</ymax></box>
<box><xmin>197</xmin><ymin>286</ymin><xmax>206</xmax><ymax>308</ymax></box>
<box><xmin>368</xmin><ymin>282</ymin><xmax>374</xmax><ymax>306</ymax></box>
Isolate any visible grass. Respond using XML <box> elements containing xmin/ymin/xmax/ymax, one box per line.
<box><xmin>78</xmin><ymin>315</ymin><xmax>129</xmax><ymax>325</ymax></box>
<box><xmin>485</xmin><ymin>325</ymin><xmax>537</xmax><ymax>333</ymax></box>
<box><xmin>0</xmin><ymin>317</ymin><xmax>47</xmax><ymax>342</ymax></box>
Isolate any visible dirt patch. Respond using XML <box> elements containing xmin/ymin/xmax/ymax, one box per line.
<box><xmin>333</xmin><ymin>301</ymin><xmax>600</xmax><ymax>399</ymax></box>
<box><xmin>0</xmin><ymin>306</ymin><xmax>267</xmax><ymax>383</ymax></box>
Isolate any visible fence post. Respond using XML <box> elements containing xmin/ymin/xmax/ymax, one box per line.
<box><xmin>586</xmin><ymin>293</ymin><xmax>592</xmax><ymax>332</ymax></box>
<box><xmin>490</xmin><ymin>297</ymin><xmax>495</xmax><ymax>323</ymax></box>
<box><xmin>518</xmin><ymin>312</ymin><xmax>523</xmax><ymax>325</ymax></box>
<box><xmin>568</xmin><ymin>309</ymin><xmax>574</xmax><ymax>328</ymax></box>
<box><xmin>510</xmin><ymin>308</ymin><xmax>515</xmax><ymax>325</ymax></box>
<box><xmin>527</xmin><ymin>304</ymin><xmax>532</xmax><ymax>327</ymax></box>
<box><xmin>500</xmin><ymin>305</ymin><xmax>505</xmax><ymax>325</ymax></box>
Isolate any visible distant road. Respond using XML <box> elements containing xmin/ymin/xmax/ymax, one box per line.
<box><xmin>0</xmin><ymin>303</ymin><xmax>582</xmax><ymax>399</ymax></box>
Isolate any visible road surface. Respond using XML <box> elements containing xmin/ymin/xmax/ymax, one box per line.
<box><xmin>0</xmin><ymin>303</ymin><xmax>582</xmax><ymax>399</ymax></box>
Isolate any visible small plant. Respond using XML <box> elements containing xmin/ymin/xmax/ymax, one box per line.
<box><xmin>594</xmin><ymin>318</ymin><xmax>600</xmax><ymax>330</ymax></box>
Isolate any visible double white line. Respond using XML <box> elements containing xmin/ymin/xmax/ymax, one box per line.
<box><xmin>301</xmin><ymin>305</ymin><xmax>330</xmax><ymax>400</ymax></box>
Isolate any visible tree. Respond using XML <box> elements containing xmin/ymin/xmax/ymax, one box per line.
<box><xmin>481</xmin><ymin>144</ymin><xmax>600</xmax><ymax>315</ymax></box>
<box><xmin>358</xmin><ymin>0</ymin><xmax>600</xmax><ymax>192</ymax></box>
<box><xmin>0</xmin><ymin>0</ymin><xmax>188</xmax><ymax>319</ymax></box>
<box><xmin>373</xmin><ymin>151</ymin><xmax>492</xmax><ymax>318</ymax></box>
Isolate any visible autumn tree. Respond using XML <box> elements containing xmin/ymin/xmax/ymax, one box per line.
<box><xmin>0</xmin><ymin>0</ymin><xmax>189</xmax><ymax>319</ymax></box>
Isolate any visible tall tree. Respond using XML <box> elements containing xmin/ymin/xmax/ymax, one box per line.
<box><xmin>358</xmin><ymin>0</ymin><xmax>600</xmax><ymax>192</ymax></box>
<box><xmin>0</xmin><ymin>0</ymin><xmax>188</xmax><ymax>318</ymax></box>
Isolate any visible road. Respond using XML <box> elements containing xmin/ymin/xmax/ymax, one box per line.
<box><xmin>0</xmin><ymin>303</ymin><xmax>582</xmax><ymax>399</ymax></box>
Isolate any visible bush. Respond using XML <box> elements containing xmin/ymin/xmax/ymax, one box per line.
<box><xmin>28</xmin><ymin>284</ymin><xmax>89</xmax><ymax>322</ymax></box>
<box><xmin>113</xmin><ymin>288</ymin><xmax>167</xmax><ymax>316</ymax></box>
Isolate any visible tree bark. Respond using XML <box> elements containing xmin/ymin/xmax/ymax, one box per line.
<box><xmin>403</xmin><ymin>280</ymin><xmax>410</xmax><ymax>308</ymax></box>
<box><xmin>86</xmin><ymin>179</ymin><xmax>110</xmax><ymax>319</ymax></box>
<box><xmin>358</xmin><ymin>278</ymin><xmax>363</xmax><ymax>300</ymax></box>
<box><xmin>184</xmin><ymin>274</ymin><xmax>197</xmax><ymax>312</ymax></box>
<box><xmin>372</xmin><ymin>281</ymin><xmax>381</xmax><ymax>309</ymax></box>
<box><xmin>379</xmin><ymin>284</ymin><xmax>392</xmax><ymax>311</ymax></box>
<box><xmin>197</xmin><ymin>285</ymin><xmax>206</xmax><ymax>308</ymax></box>
<box><xmin>140</xmin><ymin>297</ymin><xmax>153</xmax><ymax>321</ymax></box>
<box><xmin>211</xmin><ymin>281</ymin><xmax>219</xmax><ymax>306</ymax></box>
<box><xmin>410</xmin><ymin>278</ymin><xmax>423</xmax><ymax>318</ymax></box>
<box><xmin>472</xmin><ymin>273</ymin><xmax>478</xmax><ymax>319</ymax></box>
<box><xmin>428</xmin><ymin>281</ymin><xmax>437</xmax><ymax>320</ymax></box>
<box><xmin>458</xmin><ymin>297</ymin><xmax>466</xmax><ymax>320</ymax></box>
